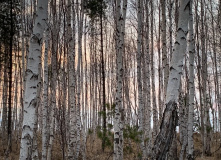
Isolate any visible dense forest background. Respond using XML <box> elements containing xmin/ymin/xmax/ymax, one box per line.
<box><xmin>0</xmin><ymin>0</ymin><xmax>221</xmax><ymax>159</ymax></box>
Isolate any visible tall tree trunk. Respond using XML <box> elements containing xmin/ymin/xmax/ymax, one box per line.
<box><xmin>2</xmin><ymin>50</ymin><xmax>8</xmax><ymax>154</ymax></box>
<box><xmin>160</xmin><ymin>0</ymin><xmax>169</xmax><ymax>106</ymax></box>
<box><xmin>151</xmin><ymin>0</ymin><xmax>190</xmax><ymax>159</ymax></box>
<box><xmin>47</xmin><ymin>1</ymin><xmax>58</xmax><ymax>159</ymax></box>
<box><xmin>200</xmin><ymin>0</ymin><xmax>211</xmax><ymax>156</ymax></box>
<box><xmin>74</xmin><ymin>2</ymin><xmax>84</xmax><ymax>158</ymax></box>
<box><xmin>144</xmin><ymin>0</ymin><xmax>152</xmax><ymax>157</ymax></box>
<box><xmin>150</xmin><ymin>0</ymin><xmax>158</xmax><ymax>140</ymax></box>
<box><xmin>67</xmin><ymin>0</ymin><xmax>76</xmax><ymax>159</ymax></box>
<box><xmin>114</xmin><ymin>0</ymin><xmax>127</xmax><ymax>159</ymax></box>
<box><xmin>41</xmin><ymin>27</ymin><xmax>49</xmax><ymax>160</ymax></box>
<box><xmin>7</xmin><ymin>0</ymin><xmax>13</xmax><ymax>154</ymax></box>
<box><xmin>100</xmin><ymin>0</ymin><xmax>106</xmax><ymax>151</ymax></box>
<box><xmin>19</xmin><ymin>0</ymin><xmax>48</xmax><ymax>159</ymax></box>
<box><xmin>187</xmin><ymin>1</ymin><xmax>195</xmax><ymax>158</ymax></box>
<box><xmin>137</xmin><ymin>0</ymin><xmax>145</xmax><ymax>157</ymax></box>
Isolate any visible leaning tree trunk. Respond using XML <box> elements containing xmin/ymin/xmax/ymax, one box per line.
<box><xmin>19</xmin><ymin>0</ymin><xmax>48</xmax><ymax>159</ymax></box>
<box><xmin>151</xmin><ymin>0</ymin><xmax>190</xmax><ymax>159</ymax></box>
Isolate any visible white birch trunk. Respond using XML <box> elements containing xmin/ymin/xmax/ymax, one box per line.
<box><xmin>161</xmin><ymin>0</ymin><xmax>169</xmax><ymax>105</ymax></box>
<box><xmin>74</xmin><ymin>3</ymin><xmax>84</xmax><ymax>158</ymax></box>
<box><xmin>19</xmin><ymin>0</ymin><xmax>48</xmax><ymax>159</ymax></box>
<box><xmin>187</xmin><ymin>1</ymin><xmax>195</xmax><ymax>158</ymax></box>
<box><xmin>114</xmin><ymin>0</ymin><xmax>127</xmax><ymax>159</ymax></box>
<box><xmin>152</xmin><ymin>0</ymin><xmax>190</xmax><ymax>159</ymax></box>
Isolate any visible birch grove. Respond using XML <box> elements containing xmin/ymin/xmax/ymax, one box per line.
<box><xmin>0</xmin><ymin>0</ymin><xmax>221</xmax><ymax>159</ymax></box>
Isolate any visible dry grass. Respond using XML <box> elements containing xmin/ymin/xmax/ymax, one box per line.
<box><xmin>0</xmin><ymin>132</ymin><xmax>221</xmax><ymax>160</ymax></box>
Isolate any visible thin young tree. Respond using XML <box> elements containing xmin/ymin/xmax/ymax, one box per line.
<box><xmin>114</xmin><ymin>0</ymin><xmax>127</xmax><ymax>159</ymax></box>
<box><xmin>187</xmin><ymin>1</ymin><xmax>195</xmax><ymax>159</ymax></box>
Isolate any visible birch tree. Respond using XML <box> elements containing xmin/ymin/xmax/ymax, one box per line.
<box><xmin>114</xmin><ymin>0</ymin><xmax>127</xmax><ymax>159</ymax></box>
<box><xmin>187</xmin><ymin>1</ymin><xmax>195</xmax><ymax>158</ymax></box>
<box><xmin>137</xmin><ymin>0</ymin><xmax>146</xmax><ymax>157</ymax></box>
<box><xmin>143</xmin><ymin>0</ymin><xmax>152</xmax><ymax>157</ymax></box>
<box><xmin>151</xmin><ymin>0</ymin><xmax>191</xmax><ymax>159</ymax></box>
<box><xmin>150</xmin><ymin>0</ymin><xmax>158</xmax><ymax>140</ymax></box>
<box><xmin>19</xmin><ymin>0</ymin><xmax>48</xmax><ymax>159</ymax></box>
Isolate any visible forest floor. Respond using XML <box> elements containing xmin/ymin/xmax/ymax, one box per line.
<box><xmin>0</xmin><ymin>132</ymin><xmax>221</xmax><ymax>160</ymax></box>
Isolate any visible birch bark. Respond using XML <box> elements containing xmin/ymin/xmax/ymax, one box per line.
<box><xmin>187</xmin><ymin>1</ymin><xmax>195</xmax><ymax>158</ymax></box>
<box><xmin>144</xmin><ymin>0</ymin><xmax>151</xmax><ymax>157</ymax></box>
<box><xmin>150</xmin><ymin>0</ymin><xmax>158</xmax><ymax>140</ymax></box>
<box><xmin>151</xmin><ymin>0</ymin><xmax>190</xmax><ymax>159</ymax></box>
<box><xmin>19</xmin><ymin>0</ymin><xmax>48</xmax><ymax>159</ymax></box>
<box><xmin>137</xmin><ymin>0</ymin><xmax>145</xmax><ymax>157</ymax></box>
<box><xmin>114</xmin><ymin>0</ymin><xmax>127</xmax><ymax>159</ymax></box>
<box><xmin>161</xmin><ymin>0</ymin><xmax>169</xmax><ymax>104</ymax></box>
<box><xmin>74</xmin><ymin>1</ymin><xmax>84</xmax><ymax>158</ymax></box>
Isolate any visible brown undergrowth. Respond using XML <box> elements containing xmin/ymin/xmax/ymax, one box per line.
<box><xmin>0</xmin><ymin>132</ymin><xmax>221</xmax><ymax>160</ymax></box>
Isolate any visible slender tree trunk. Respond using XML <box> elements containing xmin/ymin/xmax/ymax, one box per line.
<box><xmin>114</xmin><ymin>0</ymin><xmax>127</xmax><ymax>159</ymax></box>
<box><xmin>150</xmin><ymin>0</ymin><xmax>158</xmax><ymax>140</ymax></box>
<box><xmin>2</xmin><ymin>51</ymin><xmax>8</xmax><ymax>154</ymax></box>
<box><xmin>137</xmin><ymin>0</ymin><xmax>145</xmax><ymax>157</ymax></box>
<box><xmin>47</xmin><ymin>1</ymin><xmax>58</xmax><ymax>159</ymax></box>
<box><xmin>161</xmin><ymin>0</ymin><xmax>169</xmax><ymax>106</ymax></box>
<box><xmin>7</xmin><ymin>0</ymin><xmax>13</xmax><ymax>153</ymax></box>
<box><xmin>187</xmin><ymin>1</ymin><xmax>195</xmax><ymax>158</ymax></box>
<box><xmin>100</xmin><ymin>0</ymin><xmax>107</xmax><ymax>151</ymax></box>
<box><xmin>200</xmin><ymin>0</ymin><xmax>211</xmax><ymax>156</ymax></box>
<box><xmin>144</xmin><ymin>1</ymin><xmax>151</xmax><ymax>157</ymax></box>
<box><xmin>74</xmin><ymin>2</ymin><xmax>84</xmax><ymax>158</ymax></box>
<box><xmin>67</xmin><ymin>0</ymin><xmax>76</xmax><ymax>159</ymax></box>
<box><xmin>42</xmin><ymin>27</ymin><xmax>49</xmax><ymax>160</ymax></box>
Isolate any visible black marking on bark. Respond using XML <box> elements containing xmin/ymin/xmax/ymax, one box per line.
<box><xmin>184</xmin><ymin>1</ymin><xmax>190</xmax><ymax>11</ymax></box>
<box><xmin>170</xmin><ymin>66</ymin><xmax>175</xmax><ymax>71</ymax></box>
<box><xmin>30</xmin><ymin>74</ymin><xmax>38</xmax><ymax>80</ymax></box>
<box><xmin>29</xmin><ymin>98</ymin><xmax>37</xmax><ymax>108</ymax></box>
<box><xmin>115</xmin><ymin>138</ymin><xmax>119</xmax><ymax>144</ymax></box>
<box><xmin>174</xmin><ymin>41</ymin><xmax>180</xmax><ymax>45</ymax></box>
